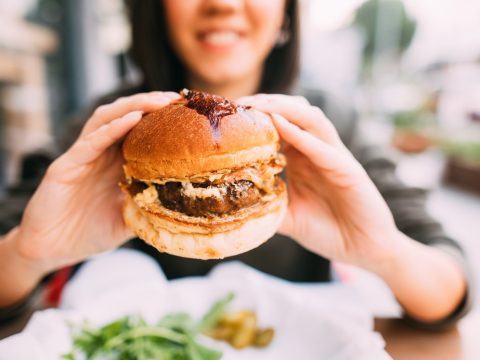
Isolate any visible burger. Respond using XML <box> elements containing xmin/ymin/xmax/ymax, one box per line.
<box><xmin>121</xmin><ymin>89</ymin><xmax>287</xmax><ymax>259</ymax></box>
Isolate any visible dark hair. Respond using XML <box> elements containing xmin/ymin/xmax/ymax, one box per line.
<box><xmin>126</xmin><ymin>0</ymin><xmax>299</xmax><ymax>94</ymax></box>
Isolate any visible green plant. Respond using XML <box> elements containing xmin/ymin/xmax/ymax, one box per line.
<box><xmin>354</xmin><ymin>0</ymin><xmax>417</xmax><ymax>64</ymax></box>
<box><xmin>391</xmin><ymin>109</ymin><xmax>434</xmax><ymax>130</ymax></box>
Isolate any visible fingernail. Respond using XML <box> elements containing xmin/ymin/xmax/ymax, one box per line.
<box><xmin>150</xmin><ymin>93</ymin><xmax>172</xmax><ymax>100</ymax></box>
<box><xmin>241</xmin><ymin>99</ymin><xmax>269</xmax><ymax>108</ymax></box>
<box><xmin>250</xmin><ymin>99</ymin><xmax>269</xmax><ymax>107</ymax></box>
<box><xmin>165</xmin><ymin>92</ymin><xmax>181</xmax><ymax>98</ymax></box>
<box><xmin>236</xmin><ymin>96</ymin><xmax>254</xmax><ymax>105</ymax></box>
<box><xmin>151</xmin><ymin>96</ymin><xmax>169</xmax><ymax>102</ymax></box>
<box><xmin>126</xmin><ymin>110</ymin><xmax>143</xmax><ymax>120</ymax></box>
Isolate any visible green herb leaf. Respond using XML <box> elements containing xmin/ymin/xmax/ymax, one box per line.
<box><xmin>63</xmin><ymin>293</ymin><xmax>235</xmax><ymax>360</ymax></box>
<box><xmin>198</xmin><ymin>292</ymin><xmax>235</xmax><ymax>332</ymax></box>
<box><xmin>187</xmin><ymin>338</ymin><xmax>223</xmax><ymax>360</ymax></box>
<box><xmin>158</xmin><ymin>313</ymin><xmax>196</xmax><ymax>333</ymax></box>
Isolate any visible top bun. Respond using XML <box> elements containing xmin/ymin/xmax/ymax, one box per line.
<box><xmin>122</xmin><ymin>90</ymin><xmax>279</xmax><ymax>179</ymax></box>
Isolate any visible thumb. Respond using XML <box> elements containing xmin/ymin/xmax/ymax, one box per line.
<box><xmin>277</xmin><ymin>205</ymin><xmax>295</xmax><ymax>237</ymax></box>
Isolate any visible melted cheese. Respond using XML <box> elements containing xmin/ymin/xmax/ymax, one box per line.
<box><xmin>134</xmin><ymin>186</ymin><xmax>159</xmax><ymax>206</ymax></box>
<box><xmin>181</xmin><ymin>182</ymin><xmax>226</xmax><ymax>199</ymax></box>
<box><xmin>128</xmin><ymin>156</ymin><xmax>285</xmax><ymax>198</ymax></box>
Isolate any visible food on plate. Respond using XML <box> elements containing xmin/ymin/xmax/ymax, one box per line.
<box><xmin>64</xmin><ymin>293</ymin><xmax>233</xmax><ymax>360</ymax></box>
<box><xmin>205</xmin><ymin>309</ymin><xmax>275</xmax><ymax>349</ymax></box>
<box><xmin>64</xmin><ymin>293</ymin><xmax>275</xmax><ymax>359</ymax></box>
<box><xmin>121</xmin><ymin>89</ymin><xmax>287</xmax><ymax>259</ymax></box>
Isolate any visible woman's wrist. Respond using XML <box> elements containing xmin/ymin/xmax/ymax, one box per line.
<box><xmin>360</xmin><ymin>229</ymin><xmax>407</xmax><ymax>277</ymax></box>
<box><xmin>338</xmin><ymin>228</ymin><xmax>402</xmax><ymax>277</ymax></box>
<box><xmin>0</xmin><ymin>227</ymin><xmax>53</xmax><ymax>307</ymax></box>
<box><xmin>8</xmin><ymin>226</ymin><xmax>58</xmax><ymax>276</ymax></box>
<box><xmin>362</xmin><ymin>230</ymin><xmax>467</xmax><ymax>322</ymax></box>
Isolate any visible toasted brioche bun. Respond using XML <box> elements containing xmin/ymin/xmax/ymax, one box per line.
<box><xmin>123</xmin><ymin>190</ymin><xmax>287</xmax><ymax>259</ymax></box>
<box><xmin>121</xmin><ymin>90</ymin><xmax>287</xmax><ymax>259</ymax></box>
<box><xmin>122</xmin><ymin>104</ymin><xmax>279</xmax><ymax>179</ymax></box>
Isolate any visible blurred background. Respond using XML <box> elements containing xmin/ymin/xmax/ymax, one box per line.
<box><xmin>0</xmin><ymin>0</ymin><xmax>479</xmax><ymax>312</ymax></box>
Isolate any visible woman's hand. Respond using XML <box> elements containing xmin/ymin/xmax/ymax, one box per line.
<box><xmin>13</xmin><ymin>92</ymin><xmax>180</xmax><ymax>274</ymax></box>
<box><xmin>237</xmin><ymin>94</ymin><xmax>468</xmax><ymax>322</ymax></box>
<box><xmin>238</xmin><ymin>94</ymin><xmax>399</xmax><ymax>270</ymax></box>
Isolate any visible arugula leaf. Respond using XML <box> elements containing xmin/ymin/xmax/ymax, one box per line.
<box><xmin>158</xmin><ymin>313</ymin><xmax>196</xmax><ymax>333</ymax></box>
<box><xmin>64</xmin><ymin>293</ymin><xmax>234</xmax><ymax>360</ymax></box>
<box><xmin>186</xmin><ymin>338</ymin><xmax>223</xmax><ymax>360</ymax></box>
<box><xmin>198</xmin><ymin>292</ymin><xmax>235</xmax><ymax>332</ymax></box>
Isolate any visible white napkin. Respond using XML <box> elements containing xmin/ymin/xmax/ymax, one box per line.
<box><xmin>0</xmin><ymin>249</ymin><xmax>391</xmax><ymax>360</ymax></box>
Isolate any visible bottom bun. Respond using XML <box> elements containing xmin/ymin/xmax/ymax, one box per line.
<box><xmin>123</xmin><ymin>194</ymin><xmax>287</xmax><ymax>260</ymax></box>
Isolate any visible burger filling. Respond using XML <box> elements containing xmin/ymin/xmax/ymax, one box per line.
<box><xmin>126</xmin><ymin>158</ymin><xmax>285</xmax><ymax>218</ymax></box>
<box><xmin>156</xmin><ymin>180</ymin><xmax>263</xmax><ymax>217</ymax></box>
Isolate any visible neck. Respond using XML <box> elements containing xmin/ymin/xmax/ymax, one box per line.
<box><xmin>187</xmin><ymin>69</ymin><xmax>262</xmax><ymax>100</ymax></box>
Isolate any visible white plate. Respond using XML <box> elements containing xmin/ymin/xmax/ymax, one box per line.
<box><xmin>0</xmin><ymin>249</ymin><xmax>391</xmax><ymax>360</ymax></box>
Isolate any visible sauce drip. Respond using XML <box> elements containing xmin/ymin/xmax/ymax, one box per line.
<box><xmin>180</xmin><ymin>89</ymin><xmax>249</xmax><ymax>140</ymax></box>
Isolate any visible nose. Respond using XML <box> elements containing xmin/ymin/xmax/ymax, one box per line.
<box><xmin>201</xmin><ymin>0</ymin><xmax>243</xmax><ymax>16</ymax></box>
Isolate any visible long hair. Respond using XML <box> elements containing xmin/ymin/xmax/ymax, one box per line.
<box><xmin>125</xmin><ymin>0</ymin><xmax>299</xmax><ymax>94</ymax></box>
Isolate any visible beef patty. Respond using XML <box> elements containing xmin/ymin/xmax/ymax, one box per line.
<box><xmin>155</xmin><ymin>180</ymin><xmax>262</xmax><ymax>218</ymax></box>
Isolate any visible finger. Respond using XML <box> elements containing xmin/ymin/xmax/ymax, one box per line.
<box><xmin>68</xmin><ymin>111</ymin><xmax>143</xmax><ymax>166</ymax></box>
<box><xmin>278</xmin><ymin>205</ymin><xmax>295</xmax><ymax>237</ymax></box>
<box><xmin>115</xmin><ymin>192</ymin><xmax>136</xmax><ymax>239</ymax></box>
<box><xmin>259</xmin><ymin>97</ymin><xmax>339</xmax><ymax>144</ymax></box>
<box><xmin>241</xmin><ymin>95</ymin><xmax>341</xmax><ymax>146</ymax></box>
<box><xmin>83</xmin><ymin>92</ymin><xmax>179</xmax><ymax>135</ymax></box>
<box><xmin>147</xmin><ymin>91</ymin><xmax>180</xmax><ymax>99</ymax></box>
<box><xmin>291</xmin><ymin>95</ymin><xmax>310</xmax><ymax>105</ymax></box>
<box><xmin>271</xmin><ymin>113</ymin><xmax>350</xmax><ymax>173</ymax></box>
<box><xmin>81</xmin><ymin>92</ymin><xmax>180</xmax><ymax>137</ymax></box>
<box><xmin>239</xmin><ymin>94</ymin><xmax>327</xmax><ymax>143</ymax></box>
<box><xmin>264</xmin><ymin>94</ymin><xmax>310</xmax><ymax>105</ymax></box>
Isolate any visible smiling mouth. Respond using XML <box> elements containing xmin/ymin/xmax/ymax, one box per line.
<box><xmin>198</xmin><ymin>30</ymin><xmax>244</xmax><ymax>47</ymax></box>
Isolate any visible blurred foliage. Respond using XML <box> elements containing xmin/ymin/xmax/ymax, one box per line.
<box><xmin>354</xmin><ymin>0</ymin><xmax>417</xmax><ymax>63</ymax></box>
<box><xmin>391</xmin><ymin>109</ymin><xmax>434</xmax><ymax>130</ymax></box>
<box><xmin>441</xmin><ymin>141</ymin><xmax>480</xmax><ymax>165</ymax></box>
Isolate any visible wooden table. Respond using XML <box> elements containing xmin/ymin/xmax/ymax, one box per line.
<box><xmin>2</xmin><ymin>310</ymin><xmax>479</xmax><ymax>358</ymax></box>
<box><xmin>374</xmin><ymin>311</ymin><xmax>480</xmax><ymax>359</ymax></box>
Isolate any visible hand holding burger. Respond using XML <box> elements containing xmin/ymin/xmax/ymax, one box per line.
<box><xmin>237</xmin><ymin>94</ymin><xmax>400</xmax><ymax>272</ymax></box>
<box><xmin>8</xmin><ymin>92</ymin><xmax>180</xmax><ymax>277</ymax></box>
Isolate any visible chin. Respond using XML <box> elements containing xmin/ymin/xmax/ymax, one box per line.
<box><xmin>194</xmin><ymin>62</ymin><xmax>254</xmax><ymax>86</ymax></box>
<box><xmin>121</xmin><ymin>89</ymin><xmax>287</xmax><ymax>260</ymax></box>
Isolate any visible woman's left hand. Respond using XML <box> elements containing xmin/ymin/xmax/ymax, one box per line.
<box><xmin>238</xmin><ymin>94</ymin><xmax>400</xmax><ymax>270</ymax></box>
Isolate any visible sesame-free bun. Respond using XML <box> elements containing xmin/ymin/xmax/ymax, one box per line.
<box><xmin>123</xmin><ymin>190</ymin><xmax>287</xmax><ymax>259</ymax></box>
<box><xmin>121</xmin><ymin>90</ymin><xmax>287</xmax><ymax>259</ymax></box>
<box><xmin>122</xmin><ymin>103</ymin><xmax>279</xmax><ymax>179</ymax></box>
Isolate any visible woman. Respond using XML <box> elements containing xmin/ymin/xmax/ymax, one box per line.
<box><xmin>0</xmin><ymin>0</ymin><xmax>472</xmax><ymax>328</ymax></box>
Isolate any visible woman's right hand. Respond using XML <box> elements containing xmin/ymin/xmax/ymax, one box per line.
<box><xmin>12</xmin><ymin>92</ymin><xmax>180</xmax><ymax>275</ymax></box>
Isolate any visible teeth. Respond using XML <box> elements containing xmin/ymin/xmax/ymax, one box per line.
<box><xmin>203</xmin><ymin>31</ymin><xmax>239</xmax><ymax>46</ymax></box>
